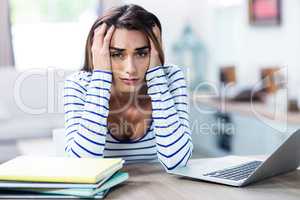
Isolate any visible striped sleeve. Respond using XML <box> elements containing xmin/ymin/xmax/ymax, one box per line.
<box><xmin>145</xmin><ymin>65</ymin><xmax>193</xmax><ymax>171</ymax></box>
<box><xmin>64</xmin><ymin>69</ymin><xmax>112</xmax><ymax>158</ymax></box>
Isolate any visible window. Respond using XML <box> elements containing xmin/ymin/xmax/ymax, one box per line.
<box><xmin>10</xmin><ymin>0</ymin><xmax>100</xmax><ymax>70</ymax></box>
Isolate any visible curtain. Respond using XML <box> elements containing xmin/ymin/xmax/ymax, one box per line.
<box><xmin>0</xmin><ymin>0</ymin><xmax>14</xmax><ymax>66</ymax></box>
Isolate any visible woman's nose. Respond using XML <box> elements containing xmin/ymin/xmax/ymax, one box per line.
<box><xmin>125</xmin><ymin>57</ymin><xmax>137</xmax><ymax>75</ymax></box>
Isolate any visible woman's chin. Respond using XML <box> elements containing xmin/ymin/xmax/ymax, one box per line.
<box><xmin>119</xmin><ymin>86</ymin><xmax>140</xmax><ymax>93</ymax></box>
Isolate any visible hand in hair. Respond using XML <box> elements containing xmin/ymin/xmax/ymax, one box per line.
<box><xmin>149</xmin><ymin>24</ymin><xmax>162</xmax><ymax>68</ymax></box>
<box><xmin>91</xmin><ymin>23</ymin><xmax>115</xmax><ymax>71</ymax></box>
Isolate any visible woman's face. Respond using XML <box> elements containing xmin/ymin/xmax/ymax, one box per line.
<box><xmin>109</xmin><ymin>28</ymin><xmax>150</xmax><ymax>94</ymax></box>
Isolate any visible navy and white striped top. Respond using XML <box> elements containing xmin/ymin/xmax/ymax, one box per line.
<box><xmin>64</xmin><ymin>65</ymin><xmax>193</xmax><ymax>171</ymax></box>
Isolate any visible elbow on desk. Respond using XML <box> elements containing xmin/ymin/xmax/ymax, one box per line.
<box><xmin>159</xmin><ymin>141</ymin><xmax>193</xmax><ymax>172</ymax></box>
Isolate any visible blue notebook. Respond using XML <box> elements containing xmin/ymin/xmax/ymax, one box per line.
<box><xmin>0</xmin><ymin>189</ymin><xmax>109</xmax><ymax>199</ymax></box>
<box><xmin>0</xmin><ymin>171</ymin><xmax>128</xmax><ymax>198</ymax></box>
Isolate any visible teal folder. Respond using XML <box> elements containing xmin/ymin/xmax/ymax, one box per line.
<box><xmin>1</xmin><ymin>171</ymin><xmax>128</xmax><ymax>198</ymax></box>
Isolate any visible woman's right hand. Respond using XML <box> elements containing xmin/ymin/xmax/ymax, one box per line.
<box><xmin>91</xmin><ymin>23</ymin><xmax>115</xmax><ymax>71</ymax></box>
<box><xmin>149</xmin><ymin>24</ymin><xmax>163</xmax><ymax>69</ymax></box>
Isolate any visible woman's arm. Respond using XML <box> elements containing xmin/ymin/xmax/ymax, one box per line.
<box><xmin>64</xmin><ymin>70</ymin><xmax>112</xmax><ymax>157</ymax></box>
<box><xmin>64</xmin><ymin>23</ymin><xmax>115</xmax><ymax>158</ymax></box>
<box><xmin>146</xmin><ymin>65</ymin><xmax>193</xmax><ymax>171</ymax></box>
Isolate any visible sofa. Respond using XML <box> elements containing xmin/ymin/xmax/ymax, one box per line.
<box><xmin>0</xmin><ymin>66</ymin><xmax>73</xmax><ymax>162</ymax></box>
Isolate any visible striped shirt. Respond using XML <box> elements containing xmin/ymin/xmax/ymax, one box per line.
<box><xmin>64</xmin><ymin>64</ymin><xmax>193</xmax><ymax>171</ymax></box>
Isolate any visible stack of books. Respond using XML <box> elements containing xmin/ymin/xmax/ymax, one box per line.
<box><xmin>0</xmin><ymin>155</ymin><xmax>128</xmax><ymax>199</ymax></box>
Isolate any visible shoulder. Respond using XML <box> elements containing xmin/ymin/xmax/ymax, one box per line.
<box><xmin>64</xmin><ymin>70</ymin><xmax>92</xmax><ymax>91</ymax></box>
<box><xmin>162</xmin><ymin>64</ymin><xmax>187</xmax><ymax>85</ymax></box>
<box><xmin>65</xmin><ymin>70</ymin><xmax>92</xmax><ymax>83</ymax></box>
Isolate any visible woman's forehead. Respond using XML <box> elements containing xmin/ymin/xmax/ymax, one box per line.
<box><xmin>110</xmin><ymin>28</ymin><xmax>149</xmax><ymax>50</ymax></box>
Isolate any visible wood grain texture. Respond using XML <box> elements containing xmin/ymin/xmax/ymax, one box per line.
<box><xmin>106</xmin><ymin>161</ymin><xmax>300</xmax><ymax>200</ymax></box>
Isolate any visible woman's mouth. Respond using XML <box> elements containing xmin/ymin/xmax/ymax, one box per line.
<box><xmin>120</xmin><ymin>78</ymin><xmax>139</xmax><ymax>85</ymax></box>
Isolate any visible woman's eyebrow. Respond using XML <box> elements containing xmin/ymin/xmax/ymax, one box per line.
<box><xmin>109</xmin><ymin>46</ymin><xmax>150</xmax><ymax>51</ymax></box>
<box><xmin>135</xmin><ymin>46</ymin><xmax>150</xmax><ymax>51</ymax></box>
<box><xmin>109</xmin><ymin>47</ymin><xmax>124</xmax><ymax>51</ymax></box>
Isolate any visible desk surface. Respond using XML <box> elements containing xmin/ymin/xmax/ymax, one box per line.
<box><xmin>107</xmin><ymin>159</ymin><xmax>300</xmax><ymax>200</ymax></box>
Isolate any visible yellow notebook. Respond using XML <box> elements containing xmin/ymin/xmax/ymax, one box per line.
<box><xmin>0</xmin><ymin>156</ymin><xmax>123</xmax><ymax>184</ymax></box>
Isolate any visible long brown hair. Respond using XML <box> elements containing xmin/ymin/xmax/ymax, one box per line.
<box><xmin>82</xmin><ymin>4</ymin><xmax>165</xmax><ymax>72</ymax></box>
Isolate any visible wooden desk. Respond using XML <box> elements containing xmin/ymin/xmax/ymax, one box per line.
<box><xmin>107</xmin><ymin>160</ymin><xmax>300</xmax><ymax>200</ymax></box>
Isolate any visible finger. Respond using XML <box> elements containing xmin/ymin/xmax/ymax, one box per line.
<box><xmin>94</xmin><ymin>23</ymin><xmax>106</xmax><ymax>34</ymax></box>
<box><xmin>103</xmin><ymin>25</ymin><xmax>115</xmax><ymax>49</ymax></box>
<box><xmin>152</xmin><ymin>25</ymin><xmax>162</xmax><ymax>44</ymax></box>
<box><xmin>93</xmin><ymin>23</ymin><xmax>107</xmax><ymax>48</ymax></box>
<box><xmin>149</xmin><ymin>36</ymin><xmax>155</xmax><ymax>52</ymax></box>
<box><xmin>94</xmin><ymin>23</ymin><xmax>107</xmax><ymax>35</ymax></box>
<box><xmin>151</xmin><ymin>26</ymin><xmax>162</xmax><ymax>53</ymax></box>
<box><xmin>150</xmin><ymin>32</ymin><xmax>161</xmax><ymax>53</ymax></box>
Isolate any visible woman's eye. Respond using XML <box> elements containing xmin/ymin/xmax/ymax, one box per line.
<box><xmin>137</xmin><ymin>52</ymin><xmax>148</xmax><ymax>57</ymax></box>
<box><xmin>110</xmin><ymin>53</ymin><xmax>124</xmax><ymax>59</ymax></box>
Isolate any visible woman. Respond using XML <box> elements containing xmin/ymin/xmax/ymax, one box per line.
<box><xmin>64</xmin><ymin>4</ymin><xmax>193</xmax><ymax>171</ymax></box>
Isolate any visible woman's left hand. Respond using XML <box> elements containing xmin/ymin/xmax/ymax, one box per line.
<box><xmin>149</xmin><ymin>24</ymin><xmax>163</xmax><ymax>68</ymax></box>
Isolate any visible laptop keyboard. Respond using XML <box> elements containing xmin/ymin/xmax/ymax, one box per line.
<box><xmin>203</xmin><ymin>160</ymin><xmax>263</xmax><ymax>181</ymax></box>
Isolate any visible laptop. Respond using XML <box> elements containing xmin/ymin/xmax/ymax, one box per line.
<box><xmin>169</xmin><ymin>129</ymin><xmax>300</xmax><ymax>187</ymax></box>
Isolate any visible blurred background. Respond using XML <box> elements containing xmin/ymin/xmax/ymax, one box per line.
<box><xmin>1</xmin><ymin>0</ymin><xmax>300</xmax><ymax>163</ymax></box>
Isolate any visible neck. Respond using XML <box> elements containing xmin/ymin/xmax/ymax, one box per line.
<box><xmin>111</xmin><ymin>84</ymin><xmax>148</xmax><ymax>107</ymax></box>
